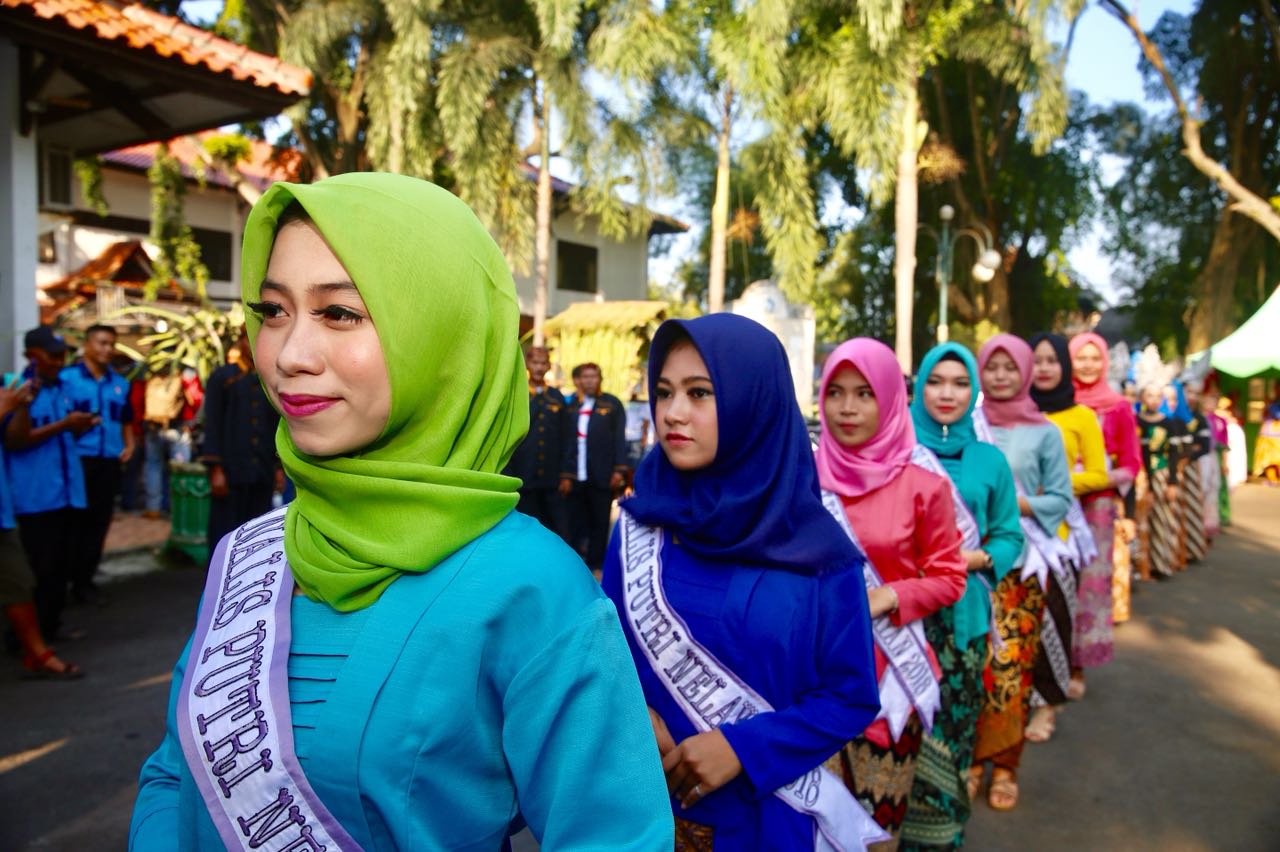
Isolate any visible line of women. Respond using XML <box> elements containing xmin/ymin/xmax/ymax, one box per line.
<box><xmin>132</xmin><ymin>173</ymin><xmax>1219</xmax><ymax>852</ymax></box>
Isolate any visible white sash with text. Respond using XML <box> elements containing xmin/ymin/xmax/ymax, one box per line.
<box><xmin>177</xmin><ymin>508</ymin><xmax>363</xmax><ymax>852</ymax></box>
<box><xmin>618</xmin><ymin>510</ymin><xmax>889</xmax><ymax>851</ymax></box>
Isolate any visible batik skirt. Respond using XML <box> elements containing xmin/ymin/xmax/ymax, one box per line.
<box><xmin>1031</xmin><ymin>565</ymin><xmax>1076</xmax><ymax>708</ymax></box>
<box><xmin>1180</xmin><ymin>459</ymin><xmax>1208</xmax><ymax>563</ymax></box>
<box><xmin>900</xmin><ymin>612</ymin><xmax>988</xmax><ymax>851</ymax></box>
<box><xmin>1074</xmin><ymin>493</ymin><xmax>1115</xmax><ymax>667</ymax></box>
<box><xmin>1112</xmin><ymin>497</ymin><xmax>1133</xmax><ymax>624</ymax></box>
<box><xmin>974</xmin><ymin>573</ymin><xmax>1045</xmax><ymax>771</ymax></box>
<box><xmin>829</xmin><ymin>716</ymin><xmax>925</xmax><ymax>850</ymax></box>
<box><xmin>1137</xmin><ymin>467</ymin><xmax>1179</xmax><ymax>577</ymax></box>
<box><xmin>1201</xmin><ymin>452</ymin><xmax>1222</xmax><ymax>538</ymax></box>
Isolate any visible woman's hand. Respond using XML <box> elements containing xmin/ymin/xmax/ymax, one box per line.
<box><xmin>663</xmin><ymin>729</ymin><xmax>743</xmax><ymax>809</ymax></box>
<box><xmin>648</xmin><ymin>706</ymin><xmax>676</xmax><ymax>757</ymax></box>
<box><xmin>1017</xmin><ymin>495</ymin><xmax>1034</xmax><ymax>516</ymax></box>
<box><xmin>866</xmin><ymin>585</ymin><xmax>899</xmax><ymax>618</ymax></box>
<box><xmin>961</xmin><ymin>549</ymin><xmax>989</xmax><ymax>572</ymax></box>
<box><xmin>1165</xmin><ymin>484</ymin><xmax>1179</xmax><ymax>503</ymax></box>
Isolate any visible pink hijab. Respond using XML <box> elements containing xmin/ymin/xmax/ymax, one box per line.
<box><xmin>977</xmin><ymin>334</ymin><xmax>1048</xmax><ymax>427</ymax></box>
<box><xmin>1068</xmin><ymin>332</ymin><xmax>1126</xmax><ymax>413</ymax></box>
<box><xmin>815</xmin><ymin>338</ymin><xmax>915</xmax><ymax>498</ymax></box>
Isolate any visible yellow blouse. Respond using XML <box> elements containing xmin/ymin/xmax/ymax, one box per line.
<box><xmin>1046</xmin><ymin>404</ymin><xmax>1110</xmax><ymax>496</ymax></box>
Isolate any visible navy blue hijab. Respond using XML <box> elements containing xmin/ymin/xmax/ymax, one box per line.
<box><xmin>625</xmin><ymin>314</ymin><xmax>859</xmax><ymax>575</ymax></box>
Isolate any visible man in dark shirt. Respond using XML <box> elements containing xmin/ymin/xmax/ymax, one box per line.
<box><xmin>559</xmin><ymin>363</ymin><xmax>629</xmax><ymax>573</ymax></box>
<box><xmin>60</xmin><ymin>324</ymin><xmax>135</xmax><ymax>604</ymax></box>
<box><xmin>503</xmin><ymin>347</ymin><xmax>569</xmax><ymax>539</ymax></box>
<box><xmin>200</xmin><ymin>335</ymin><xmax>281</xmax><ymax>549</ymax></box>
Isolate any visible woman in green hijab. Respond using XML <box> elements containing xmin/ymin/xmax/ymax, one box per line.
<box><xmin>129</xmin><ymin>173</ymin><xmax>673</xmax><ymax>851</ymax></box>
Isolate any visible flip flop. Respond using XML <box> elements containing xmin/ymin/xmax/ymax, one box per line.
<box><xmin>21</xmin><ymin>650</ymin><xmax>84</xmax><ymax>681</ymax></box>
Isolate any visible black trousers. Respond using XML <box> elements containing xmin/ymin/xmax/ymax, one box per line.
<box><xmin>17</xmin><ymin>508</ymin><xmax>80</xmax><ymax>638</ymax></box>
<box><xmin>516</xmin><ymin>486</ymin><xmax>568</xmax><ymax>542</ymax></box>
<box><xmin>207</xmin><ymin>482</ymin><xmax>276</xmax><ymax>555</ymax></box>
<box><xmin>72</xmin><ymin>456</ymin><xmax>121</xmax><ymax>589</ymax></box>
<box><xmin>565</xmin><ymin>482</ymin><xmax>614</xmax><ymax>571</ymax></box>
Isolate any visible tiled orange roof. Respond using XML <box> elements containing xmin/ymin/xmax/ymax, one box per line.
<box><xmin>1</xmin><ymin>0</ymin><xmax>311</xmax><ymax>97</ymax></box>
<box><xmin>105</xmin><ymin>132</ymin><xmax>303</xmax><ymax>192</ymax></box>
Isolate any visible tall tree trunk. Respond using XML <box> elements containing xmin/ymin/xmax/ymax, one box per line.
<box><xmin>1187</xmin><ymin>208</ymin><xmax>1251</xmax><ymax>351</ymax></box>
<box><xmin>708</xmin><ymin>86</ymin><xmax>733</xmax><ymax>314</ymax></box>
<box><xmin>532</xmin><ymin>78</ymin><xmax>554</xmax><ymax>346</ymax></box>
<box><xmin>893</xmin><ymin>82</ymin><xmax>920</xmax><ymax>373</ymax></box>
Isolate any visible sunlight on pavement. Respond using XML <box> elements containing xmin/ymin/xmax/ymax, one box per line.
<box><xmin>119</xmin><ymin>672</ymin><xmax>173</xmax><ymax>692</ymax></box>
<box><xmin>0</xmin><ymin>737</ymin><xmax>69</xmax><ymax>775</ymax></box>
<box><xmin>1123</xmin><ymin>623</ymin><xmax>1280</xmax><ymax>752</ymax></box>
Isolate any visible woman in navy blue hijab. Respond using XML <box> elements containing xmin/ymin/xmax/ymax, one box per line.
<box><xmin>602</xmin><ymin>314</ymin><xmax>881</xmax><ymax>849</ymax></box>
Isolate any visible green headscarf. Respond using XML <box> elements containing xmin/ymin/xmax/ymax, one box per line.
<box><xmin>240</xmin><ymin>173</ymin><xmax>528</xmax><ymax>611</ymax></box>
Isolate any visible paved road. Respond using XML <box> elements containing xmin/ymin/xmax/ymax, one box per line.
<box><xmin>2</xmin><ymin>487</ymin><xmax>1277</xmax><ymax>850</ymax></box>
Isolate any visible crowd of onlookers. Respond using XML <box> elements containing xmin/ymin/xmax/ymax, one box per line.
<box><xmin>1</xmin><ymin>324</ymin><xmax>280</xmax><ymax>680</ymax></box>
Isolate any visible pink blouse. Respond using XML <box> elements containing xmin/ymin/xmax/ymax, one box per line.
<box><xmin>840</xmin><ymin>465</ymin><xmax>966</xmax><ymax>746</ymax></box>
<box><xmin>1098</xmin><ymin>402</ymin><xmax>1142</xmax><ymax>492</ymax></box>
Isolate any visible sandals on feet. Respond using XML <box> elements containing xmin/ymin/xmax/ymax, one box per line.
<box><xmin>1025</xmin><ymin>707</ymin><xmax>1056</xmax><ymax>743</ymax></box>
<box><xmin>1067</xmin><ymin>677</ymin><xmax>1087</xmax><ymax>701</ymax></box>
<box><xmin>966</xmin><ymin>767</ymin><xmax>984</xmax><ymax>803</ymax></box>
<box><xmin>988</xmin><ymin>770</ymin><xmax>1018</xmax><ymax>811</ymax></box>
<box><xmin>22</xmin><ymin>649</ymin><xmax>84</xmax><ymax>681</ymax></box>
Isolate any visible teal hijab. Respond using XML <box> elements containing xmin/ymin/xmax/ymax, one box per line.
<box><xmin>911</xmin><ymin>342</ymin><xmax>979</xmax><ymax>456</ymax></box>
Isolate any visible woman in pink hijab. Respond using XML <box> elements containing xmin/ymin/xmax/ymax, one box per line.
<box><xmin>1068</xmin><ymin>333</ymin><xmax>1141</xmax><ymax>628</ymax></box>
<box><xmin>970</xmin><ymin>334</ymin><xmax>1073</xmax><ymax>812</ymax></box>
<box><xmin>815</xmin><ymin>338</ymin><xmax>966</xmax><ymax>845</ymax></box>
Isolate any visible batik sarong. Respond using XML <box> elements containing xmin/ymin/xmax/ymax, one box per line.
<box><xmin>1200</xmin><ymin>452</ymin><xmax>1221</xmax><ymax>538</ymax></box>
<box><xmin>1142</xmin><ymin>468</ymin><xmax>1178</xmax><ymax>578</ymax></box>
<box><xmin>828</xmin><ymin>716</ymin><xmax>925</xmax><ymax>851</ymax></box>
<box><xmin>674</xmin><ymin>818</ymin><xmax>714</xmax><ymax>852</ymax></box>
<box><xmin>1074</xmin><ymin>493</ymin><xmax>1115</xmax><ymax>666</ymax></box>
<box><xmin>900</xmin><ymin>612</ymin><xmax>987</xmax><ymax>851</ymax></box>
<box><xmin>1030</xmin><ymin>566</ymin><xmax>1075</xmax><ymax>707</ymax></box>
<box><xmin>973</xmin><ymin>573</ymin><xmax>1045</xmax><ymax>771</ymax></box>
<box><xmin>1181</xmin><ymin>460</ymin><xmax>1208</xmax><ymax>563</ymax></box>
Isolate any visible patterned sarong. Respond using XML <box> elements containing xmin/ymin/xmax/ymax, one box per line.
<box><xmin>1181</xmin><ymin>460</ymin><xmax>1207</xmax><ymax>563</ymax></box>
<box><xmin>973</xmin><ymin>573</ymin><xmax>1045</xmax><ymax>771</ymax></box>
<box><xmin>828</xmin><ymin>717</ymin><xmax>925</xmax><ymax>850</ymax></box>
<box><xmin>899</xmin><ymin>613</ymin><xmax>987</xmax><ymax>851</ymax></box>
<box><xmin>1074</xmin><ymin>493</ymin><xmax>1115</xmax><ymax>667</ymax></box>
<box><xmin>1030</xmin><ymin>567</ymin><xmax>1075</xmax><ymax>707</ymax></box>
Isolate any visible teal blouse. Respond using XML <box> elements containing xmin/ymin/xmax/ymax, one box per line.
<box><xmin>936</xmin><ymin>442</ymin><xmax>1024</xmax><ymax>648</ymax></box>
<box><xmin>986</xmin><ymin>423</ymin><xmax>1074</xmax><ymax>561</ymax></box>
<box><xmin>129</xmin><ymin>511</ymin><xmax>673</xmax><ymax>851</ymax></box>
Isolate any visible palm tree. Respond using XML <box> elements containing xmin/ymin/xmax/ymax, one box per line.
<box><xmin>805</xmin><ymin>0</ymin><xmax>1081</xmax><ymax>370</ymax></box>
<box><xmin>592</xmin><ymin>0</ymin><xmax>817</xmax><ymax>313</ymax></box>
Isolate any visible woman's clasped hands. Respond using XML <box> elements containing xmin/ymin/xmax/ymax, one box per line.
<box><xmin>648</xmin><ymin>706</ymin><xmax>743</xmax><ymax>810</ymax></box>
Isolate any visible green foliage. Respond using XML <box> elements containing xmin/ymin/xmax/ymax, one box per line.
<box><xmin>73</xmin><ymin>157</ymin><xmax>108</xmax><ymax>217</ymax></box>
<box><xmin>202</xmin><ymin>133</ymin><xmax>253</xmax><ymax>166</ymax></box>
<box><xmin>103</xmin><ymin>304</ymin><xmax>244</xmax><ymax>382</ymax></box>
<box><xmin>1098</xmin><ymin>0</ymin><xmax>1280</xmax><ymax>350</ymax></box>
<box><xmin>146</xmin><ymin>144</ymin><xmax>209</xmax><ymax>301</ymax></box>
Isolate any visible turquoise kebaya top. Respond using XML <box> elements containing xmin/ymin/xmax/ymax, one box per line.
<box><xmin>129</xmin><ymin>511</ymin><xmax>673</xmax><ymax>851</ymax></box>
<box><xmin>986</xmin><ymin>423</ymin><xmax>1074</xmax><ymax>555</ymax></box>
<box><xmin>934</xmin><ymin>442</ymin><xmax>1025</xmax><ymax>649</ymax></box>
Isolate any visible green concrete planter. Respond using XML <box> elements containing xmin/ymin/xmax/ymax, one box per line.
<box><xmin>168</xmin><ymin>461</ymin><xmax>210</xmax><ymax>565</ymax></box>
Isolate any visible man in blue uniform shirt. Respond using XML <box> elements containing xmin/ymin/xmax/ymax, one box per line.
<box><xmin>60</xmin><ymin>324</ymin><xmax>135</xmax><ymax>604</ymax></box>
<box><xmin>3</xmin><ymin>326</ymin><xmax>94</xmax><ymax>640</ymax></box>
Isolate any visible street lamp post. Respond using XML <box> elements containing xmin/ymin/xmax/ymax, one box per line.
<box><xmin>922</xmin><ymin>205</ymin><xmax>1002</xmax><ymax>343</ymax></box>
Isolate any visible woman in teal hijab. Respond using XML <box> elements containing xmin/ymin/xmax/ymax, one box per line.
<box><xmin>129</xmin><ymin>173</ymin><xmax>672</xmax><ymax>850</ymax></box>
<box><xmin>900</xmin><ymin>343</ymin><xmax>1023</xmax><ymax>851</ymax></box>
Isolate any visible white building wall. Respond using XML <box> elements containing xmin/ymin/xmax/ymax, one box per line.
<box><xmin>510</xmin><ymin>209</ymin><xmax>650</xmax><ymax>316</ymax></box>
<box><xmin>37</xmin><ymin>166</ymin><xmax>246</xmax><ymax>304</ymax></box>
